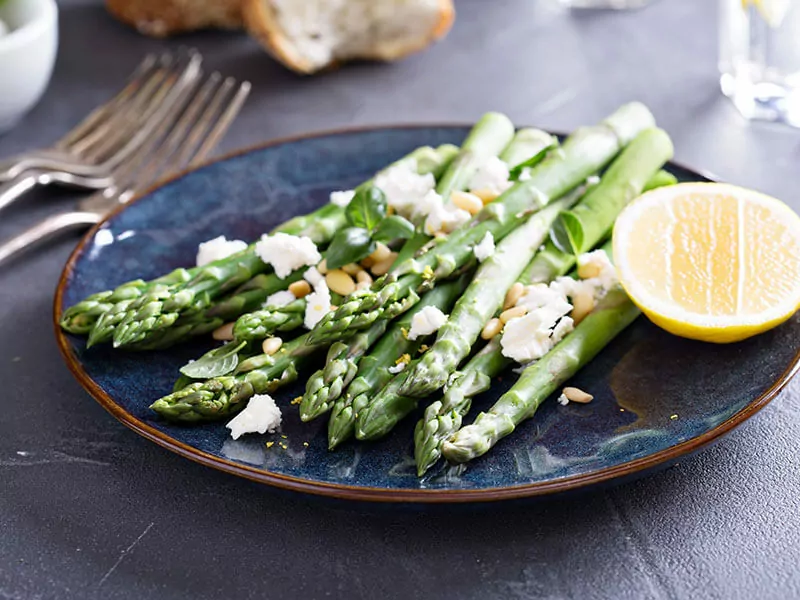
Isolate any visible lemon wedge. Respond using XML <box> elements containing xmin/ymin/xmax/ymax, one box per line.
<box><xmin>741</xmin><ymin>0</ymin><xmax>790</xmax><ymax>28</ymax></box>
<box><xmin>612</xmin><ymin>182</ymin><xmax>800</xmax><ymax>343</ymax></box>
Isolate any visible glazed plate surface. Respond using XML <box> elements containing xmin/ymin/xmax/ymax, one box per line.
<box><xmin>54</xmin><ymin>126</ymin><xmax>800</xmax><ymax>502</ymax></box>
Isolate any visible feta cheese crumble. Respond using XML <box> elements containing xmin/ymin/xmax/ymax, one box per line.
<box><xmin>423</xmin><ymin>192</ymin><xmax>471</xmax><ymax>236</ymax></box>
<box><xmin>500</xmin><ymin>250</ymin><xmax>619</xmax><ymax>363</ymax></box>
<box><xmin>469</xmin><ymin>156</ymin><xmax>512</xmax><ymax>195</ymax></box>
<box><xmin>472</xmin><ymin>232</ymin><xmax>495</xmax><ymax>262</ymax></box>
<box><xmin>408</xmin><ymin>306</ymin><xmax>448</xmax><ymax>340</ymax></box>
<box><xmin>330</xmin><ymin>190</ymin><xmax>355</xmax><ymax>207</ymax></box>
<box><xmin>255</xmin><ymin>232</ymin><xmax>321</xmax><ymax>279</ymax></box>
<box><xmin>303</xmin><ymin>266</ymin><xmax>325</xmax><ymax>287</ymax></box>
<box><xmin>388</xmin><ymin>362</ymin><xmax>407</xmax><ymax>374</ymax></box>
<box><xmin>517</xmin><ymin>167</ymin><xmax>532</xmax><ymax>182</ymax></box>
<box><xmin>374</xmin><ymin>159</ymin><xmax>436</xmax><ymax>221</ymax></box>
<box><xmin>196</xmin><ymin>236</ymin><xmax>247</xmax><ymax>267</ymax></box>
<box><xmin>226</xmin><ymin>394</ymin><xmax>282</xmax><ymax>439</ymax></box>
<box><xmin>264</xmin><ymin>290</ymin><xmax>296</xmax><ymax>308</ymax></box>
<box><xmin>557</xmin><ymin>393</ymin><xmax>570</xmax><ymax>406</ymax></box>
<box><xmin>303</xmin><ymin>277</ymin><xmax>332</xmax><ymax>329</ymax></box>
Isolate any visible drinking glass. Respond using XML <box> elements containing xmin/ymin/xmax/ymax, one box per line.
<box><xmin>720</xmin><ymin>0</ymin><xmax>800</xmax><ymax>126</ymax></box>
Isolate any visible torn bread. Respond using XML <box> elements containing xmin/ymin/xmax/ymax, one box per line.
<box><xmin>105</xmin><ymin>0</ymin><xmax>243</xmax><ymax>37</ymax></box>
<box><xmin>242</xmin><ymin>0</ymin><xmax>455</xmax><ymax>74</ymax></box>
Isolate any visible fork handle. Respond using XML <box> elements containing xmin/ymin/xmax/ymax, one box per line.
<box><xmin>0</xmin><ymin>172</ymin><xmax>39</xmax><ymax>213</ymax></box>
<box><xmin>0</xmin><ymin>211</ymin><xmax>101</xmax><ymax>267</ymax></box>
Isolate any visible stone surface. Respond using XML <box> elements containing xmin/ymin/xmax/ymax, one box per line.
<box><xmin>1</xmin><ymin>0</ymin><xmax>798</xmax><ymax>598</ymax></box>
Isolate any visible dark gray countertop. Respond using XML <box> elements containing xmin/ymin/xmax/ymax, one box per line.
<box><xmin>1</xmin><ymin>1</ymin><xmax>798</xmax><ymax>598</ymax></box>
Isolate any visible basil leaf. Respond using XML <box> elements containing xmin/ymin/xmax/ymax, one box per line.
<box><xmin>325</xmin><ymin>227</ymin><xmax>376</xmax><ymax>270</ymax></box>
<box><xmin>549</xmin><ymin>212</ymin><xmax>584</xmax><ymax>256</ymax></box>
<box><xmin>508</xmin><ymin>141</ymin><xmax>558</xmax><ymax>181</ymax></box>
<box><xmin>180</xmin><ymin>341</ymin><xmax>246</xmax><ymax>378</ymax></box>
<box><xmin>373</xmin><ymin>215</ymin><xmax>415</xmax><ymax>243</ymax></box>
<box><xmin>345</xmin><ymin>186</ymin><xmax>387</xmax><ymax>231</ymax></box>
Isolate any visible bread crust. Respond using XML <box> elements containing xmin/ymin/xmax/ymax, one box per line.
<box><xmin>106</xmin><ymin>0</ymin><xmax>243</xmax><ymax>37</ymax></box>
<box><xmin>242</xmin><ymin>0</ymin><xmax>455</xmax><ymax>75</ymax></box>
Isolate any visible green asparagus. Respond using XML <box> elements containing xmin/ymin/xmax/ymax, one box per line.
<box><xmin>79</xmin><ymin>144</ymin><xmax>455</xmax><ymax>347</ymax></box>
<box><xmin>150</xmin><ymin>332</ymin><xmax>322</xmax><ymax>423</ymax></box>
<box><xmin>307</xmin><ymin>103</ymin><xmax>656</xmax><ymax>345</ymax></box>
<box><xmin>398</xmin><ymin>196</ymin><xmax>577</xmax><ymax>399</ymax></box>
<box><xmin>326</xmin><ymin>277</ymin><xmax>469</xmax><ymax>450</ymax></box>
<box><xmin>441</xmin><ymin>285</ymin><xmax>641</xmax><ymax>464</ymax></box>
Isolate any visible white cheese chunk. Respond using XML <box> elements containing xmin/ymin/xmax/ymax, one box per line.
<box><xmin>226</xmin><ymin>394</ymin><xmax>282</xmax><ymax>440</ymax></box>
<box><xmin>388</xmin><ymin>362</ymin><xmax>407</xmax><ymax>374</ymax></box>
<box><xmin>517</xmin><ymin>167</ymin><xmax>532</xmax><ymax>182</ymax></box>
<box><xmin>472</xmin><ymin>232</ymin><xmax>495</xmax><ymax>262</ymax></box>
<box><xmin>196</xmin><ymin>236</ymin><xmax>247</xmax><ymax>267</ymax></box>
<box><xmin>374</xmin><ymin>159</ymin><xmax>436</xmax><ymax>221</ymax></box>
<box><xmin>255</xmin><ymin>232</ymin><xmax>321</xmax><ymax>279</ymax></box>
<box><xmin>423</xmin><ymin>191</ymin><xmax>471</xmax><ymax>235</ymax></box>
<box><xmin>408</xmin><ymin>306</ymin><xmax>448</xmax><ymax>340</ymax></box>
<box><xmin>303</xmin><ymin>266</ymin><xmax>325</xmax><ymax>287</ymax></box>
<box><xmin>469</xmin><ymin>156</ymin><xmax>512</xmax><ymax>194</ymax></box>
<box><xmin>330</xmin><ymin>189</ymin><xmax>355</xmax><ymax>207</ymax></box>
<box><xmin>500</xmin><ymin>298</ymin><xmax>573</xmax><ymax>363</ymax></box>
<box><xmin>557</xmin><ymin>393</ymin><xmax>570</xmax><ymax>406</ymax></box>
<box><xmin>304</xmin><ymin>279</ymin><xmax>332</xmax><ymax>329</ymax></box>
<box><xmin>264</xmin><ymin>290</ymin><xmax>296</xmax><ymax>308</ymax></box>
<box><xmin>577</xmin><ymin>250</ymin><xmax>618</xmax><ymax>295</ymax></box>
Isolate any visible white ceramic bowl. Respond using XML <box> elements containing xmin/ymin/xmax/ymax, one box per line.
<box><xmin>0</xmin><ymin>0</ymin><xmax>58</xmax><ymax>133</ymax></box>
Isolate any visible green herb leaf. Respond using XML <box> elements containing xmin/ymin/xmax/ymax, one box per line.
<box><xmin>346</xmin><ymin>186</ymin><xmax>387</xmax><ymax>231</ymax></box>
<box><xmin>325</xmin><ymin>227</ymin><xmax>376</xmax><ymax>270</ymax></box>
<box><xmin>549</xmin><ymin>212</ymin><xmax>585</xmax><ymax>256</ymax></box>
<box><xmin>508</xmin><ymin>141</ymin><xmax>558</xmax><ymax>181</ymax></box>
<box><xmin>180</xmin><ymin>341</ymin><xmax>246</xmax><ymax>378</ymax></box>
<box><xmin>373</xmin><ymin>215</ymin><xmax>415</xmax><ymax>243</ymax></box>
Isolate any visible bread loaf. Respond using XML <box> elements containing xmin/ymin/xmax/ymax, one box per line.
<box><xmin>105</xmin><ymin>0</ymin><xmax>243</xmax><ymax>37</ymax></box>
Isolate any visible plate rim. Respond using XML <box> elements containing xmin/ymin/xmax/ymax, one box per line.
<box><xmin>52</xmin><ymin>123</ymin><xmax>798</xmax><ymax>503</ymax></box>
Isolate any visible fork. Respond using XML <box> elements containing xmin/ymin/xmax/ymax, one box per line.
<box><xmin>0</xmin><ymin>50</ymin><xmax>203</xmax><ymax>214</ymax></box>
<box><xmin>0</xmin><ymin>74</ymin><xmax>251</xmax><ymax>267</ymax></box>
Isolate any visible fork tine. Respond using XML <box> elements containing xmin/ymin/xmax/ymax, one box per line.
<box><xmin>55</xmin><ymin>53</ymin><xmax>158</xmax><ymax>151</ymax></box>
<box><xmin>85</xmin><ymin>51</ymin><xmax>203</xmax><ymax>171</ymax></box>
<box><xmin>128</xmin><ymin>72</ymin><xmax>223</xmax><ymax>189</ymax></box>
<box><xmin>73</xmin><ymin>52</ymin><xmax>181</xmax><ymax>160</ymax></box>
<box><xmin>190</xmin><ymin>81</ymin><xmax>251</xmax><ymax>166</ymax></box>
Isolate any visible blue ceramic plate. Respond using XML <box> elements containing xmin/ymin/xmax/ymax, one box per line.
<box><xmin>55</xmin><ymin>126</ymin><xmax>800</xmax><ymax>503</ymax></box>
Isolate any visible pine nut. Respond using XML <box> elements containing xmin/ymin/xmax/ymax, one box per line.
<box><xmin>212</xmin><ymin>322</ymin><xmax>234</xmax><ymax>341</ymax></box>
<box><xmin>471</xmin><ymin>188</ymin><xmax>500</xmax><ymax>204</ymax></box>
<box><xmin>571</xmin><ymin>291</ymin><xmax>594</xmax><ymax>325</ymax></box>
<box><xmin>370</xmin><ymin>242</ymin><xmax>392</xmax><ymax>263</ymax></box>
<box><xmin>342</xmin><ymin>263</ymin><xmax>363</xmax><ymax>276</ymax></box>
<box><xmin>481</xmin><ymin>318</ymin><xmax>503</xmax><ymax>340</ymax></box>
<box><xmin>499</xmin><ymin>306</ymin><xmax>528</xmax><ymax>324</ymax></box>
<box><xmin>563</xmin><ymin>386</ymin><xmax>593</xmax><ymax>404</ymax></box>
<box><xmin>503</xmin><ymin>282</ymin><xmax>525</xmax><ymax>310</ymax></box>
<box><xmin>370</xmin><ymin>253</ymin><xmax>397</xmax><ymax>276</ymax></box>
<box><xmin>360</xmin><ymin>256</ymin><xmax>375</xmax><ymax>268</ymax></box>
<box><xmin>325</xmin><ymin>269</ymin><xmax>356</xmax><ymax>296</ymax></box>
<box><xmin>356</xmin><ymin>281</ymin><xmax>371</xmax><ymax>291</ymax></box>
<box><xmin>578</xmin><ymin>261</ymin><xmax>602</xmax><ymax>280</ymax></box>
<box><xmin>262</xmin><ymin>337</ymin><xmax>283</xmax><ymax>355</ymax></box>
<box><xmin>317</xmin><ymin>259</ymin><xmax>328</xmax><ymax>274</ymax></box>
<box><xmin>356</xmin><ymin>270</ymin><xmax>373</xmax><ymax>285</ymax></box>
<box><xmin>288</xmin><ymin>280</ymin><xmax>311</xmax><ymax>298</ymax></box>
<box><xmin>451</xmin><ymin>191</ymin><xmax>483</xmax><ymax>215</ymax></box>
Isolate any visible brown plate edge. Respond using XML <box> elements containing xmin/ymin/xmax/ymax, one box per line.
<box><xmin>51</xmin><ymin>123</ymin><xmax>800</xmax><ymax>504</ymax></box>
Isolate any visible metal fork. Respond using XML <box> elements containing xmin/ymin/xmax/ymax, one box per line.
<box><xmin>0</xmin><ymin>51</ymin><xmax>203</xmax><ymax>214</ymax></box>
<box><xmin>0</xmin><ymin>74</ymin><xmax>251</xmax><ymax>267</ymax></box>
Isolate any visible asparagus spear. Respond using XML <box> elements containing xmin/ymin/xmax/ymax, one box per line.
<box><xmin>401</xmin><ymin>128</ymin><xmax>672</xmax><ymax>399</ymax></box>
<box><xmin>79</xmin><ymin>144</ymin><xmax>456</xmax><ymax>347</ymax></box>
<box><xmin>326</xmin><ymin>277</ymin><xmax>469</xmax><ymax>450</ymax></box>
<box><xmin>299</xmin><ymin>320</ymin><xmax>389</xmax><ymax>422</ymax></box>
<box><xmin>150</xmin><ymin>331</ymin><xmax>323</xmax><ymax>423</ymax></box>
<box><xmin>441</xmin><ymin>285</ymin><xmax>641</xmax><ymax>464</ymax></box>
<box><xmin>307</xmin><ymin>103</ymin><xmax>656</xmax><ymax>345</ymax></box>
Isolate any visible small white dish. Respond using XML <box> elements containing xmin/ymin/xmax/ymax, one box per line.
<box><xmin>0</xmin><ymin>0</ymin><xmax>58</xmax><ymax>133</ymax></box>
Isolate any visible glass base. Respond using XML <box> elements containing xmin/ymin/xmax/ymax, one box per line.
<box><xmin>721</xmin><ymin>72</ymin><xmax>800</xmax><ymax>127</ymax></box>
<box><xmin>559</xmin><ymin>0</ymin><xmax>655</xmax><ymax>8</ymax></box>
